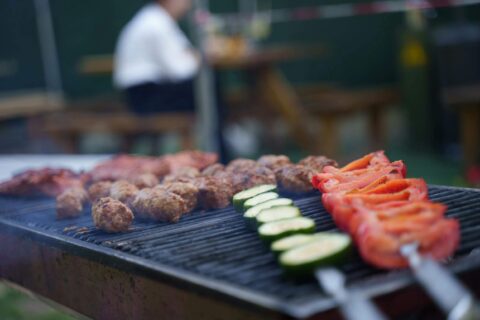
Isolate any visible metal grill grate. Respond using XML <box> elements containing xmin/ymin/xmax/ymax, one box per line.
<box><xmin>0</xmin><ymin>185</ymin><xmax>479</xmax><ymax>318</ymax></box>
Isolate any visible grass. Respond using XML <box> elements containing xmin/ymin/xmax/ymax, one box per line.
<box><xmin>0</xmin><ymin>284</ymin><xmax>75</xmax><ymax>320</ymax></box>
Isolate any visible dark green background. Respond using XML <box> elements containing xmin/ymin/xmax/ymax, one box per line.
<box><xmin>0</xmin><ymin>0</ymin><xmax>479</xmax><ymax>100</ymax></box>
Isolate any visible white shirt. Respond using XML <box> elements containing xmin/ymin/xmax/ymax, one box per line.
<box><xmin>113</xmin><ymin>4</ymin><xmax>199</xmax><ymax>89</ymax></box>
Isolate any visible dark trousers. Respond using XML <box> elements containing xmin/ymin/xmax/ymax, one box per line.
<box><xmin>124</xmin><ymin>79</ymin><xmax>228</xmax><ymax>161</ymax></box>
<box><xmin>125</xmin><ymin>79</ymin><xmax>195</xmax><ymax>114</ymax></box>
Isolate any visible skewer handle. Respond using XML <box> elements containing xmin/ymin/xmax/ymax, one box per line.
<box><xmin>401</xmin><ymin>244</ymin><xmax>480</xmax><ymax>320</ymax></box>
<box><xmin>315</xmin><ymin>268</ymin><xmax>388</xmax><ymax>320</ymax></box>
<box><xmin>337</xmin><ymin>291</ymin><xmax>388</xmax><ymax>320</ymax></box>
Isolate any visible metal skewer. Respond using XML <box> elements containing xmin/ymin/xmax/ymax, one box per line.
<box><xmin>400</xmin><ymin>243</ymin><xmax>480</xmax><ymax>320</ymax></box>
<box><xmin>316</xmin><ymin>267</ymin><xmax>388</xmax><ymax>320</ymax></box>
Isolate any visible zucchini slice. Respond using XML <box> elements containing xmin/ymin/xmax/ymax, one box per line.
<box><xmin>271</xmin><ymin>234</ymin><xmax>317</xmax><ymax>254</ymax></box>
<box><xmin>232</xmin><ymin>184</ymin><xmax>277</xmax><ymax>212</ymax></box>
<box><xmin>256</xmin><ymin>206</ymin><xmax>301</xmax><ymax>226</ymax></box>
<box><xmin>243</xmin><ymin>198</ymin><xmax>294</xmax><ymax>228</ymax></box>
<box><xmin>243</xmin><ymin>192</ymin><xmax>279</xmax><ymax>210</ymax></box>
<box><xmin>279</xmin><ymin>233</ymin><xmax>352</xmax><ymax>275</ymax></box>
<box><xmin>258</xmin><ymin>217</ymin><xmax>315</xmax><ymax>242</ymax></box>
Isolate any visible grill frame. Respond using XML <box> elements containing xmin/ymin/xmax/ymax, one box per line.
<box><xmin>0</xmin><ymin>185</ymin><xmax>479</xmax><ymax>319</ymax></box>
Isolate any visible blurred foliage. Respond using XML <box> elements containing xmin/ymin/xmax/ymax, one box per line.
<box><xmin>0</xmin><ymin>284</ymin><xmax>74</xmax><ymax>320</ymax></box>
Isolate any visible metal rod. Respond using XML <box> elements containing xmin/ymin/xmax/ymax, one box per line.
<box><xmin>316</xmin><ymin>268</ymin><xmax>388</xmax><ymax>320</ymax></box>
<box><xmin>191</xmin><ymin>0</ymin><xmax>219</xmax><ymax>152</ymax></box>
<box><xmin>33</xmin><ymin>0</ymin><xmax>63</xmax><ymax>100</ymax></box>
<box><xmin>400</xmin><ymin>243</ymin><xmax>480</xmax><ymax>320</ymax></box>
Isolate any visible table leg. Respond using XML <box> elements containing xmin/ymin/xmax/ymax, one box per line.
<box><xmin>254</xmin><ymin>66</ymin><xmax>314</xmax><ymax>153</ymax></box>
<box><xmin>320</xmin><ymin>115</ymin><xmax>338</xmax><ymax>158</ymax></box>
<box><xmin>50</xmin><ymin>132</ymin><xmax>79</xmax><ymax>154</ymax></box>
<box><xmin>368</xmin><ymin>104</ymin><xmax>385</xmax><ymax>151</ymax></box>
<box><xmin>460</xmin><ymin>104</ymin><xmax>480</xmax><ymax>167</ymax></box>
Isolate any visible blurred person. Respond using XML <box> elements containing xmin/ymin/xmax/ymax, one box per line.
<box><xmin>114</xmin><ymin>0</ymin><xmax>198</xmax><ymax>114</ymax></box>
<box><xmin>114</xmin><ymin>0</ymin><xmax>227</xmax><ymax>159</ymax></box>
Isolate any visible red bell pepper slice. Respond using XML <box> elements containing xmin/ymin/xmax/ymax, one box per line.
<box><xmin>356</xmin><ymin>218</ymin><xmax>459</xmax><ymax>269</ymax></box>
<box><xmin>322</xmin><ymin>178</ymin><xmax>428</xmax><ymax>230</ymax></box>
<box><xmin>339</xmin><ymin>150</ymin><xmax>391</xmax><ymax>172</ymax></box>
<box><xmin>313</xmin><ymin>160</ymin><xmax>406</xmax><ymax>193</ymax></box>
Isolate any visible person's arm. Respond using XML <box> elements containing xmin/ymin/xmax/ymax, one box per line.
<box><xmin>151</xmin><ymin>26</ymin><xmax>199</xmax><ymax>80</ymax></box>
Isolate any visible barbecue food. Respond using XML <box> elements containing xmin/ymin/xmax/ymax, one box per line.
<box><xmin>132</xmin><ymin>188</ymin><xmax>188</xmax><ymax>222</ymax></box>
<box><xmin>87</xmin><ymin>181</ymin><xmax>112</xmax><ymax>202</ymax></box>
<box><xmin>202</xmin><ymin>163</ymin><xmax>225</xmax><ymax>176</ymax></box>
<box><xmin>313</xmin><ymin>151</ymin><xmax>460</xmax><ymax>269</ymax></box>
<box><xmin>92</xmin><ymin>197</ymin><xmax>134</xmax><ymax>233</ymax></box>
<box><xmin>130</xmin><ymin>173</ymin><xmax>159</xmax><ymax>189</ymax></box>
<box><xmin>56</xmin><ymin>187</ymin><xmax>89</xmax><ymax>219</ymax></box>
<box><xmin>0</xmin><ymin>168</ymin><xmax>87</xmax><ymax>197</ymax></box>
<box><xmin>275</xmin><ymin>164</ymin><xmax>315</xmax><ymax>193</ymax></box>
<box><xmin>226</xmin><ymin>159</ymin><xmax>257</xmax><ymax>173</ymax></box>
<box><xmin>162</xmin><ymin>167</ymin><xmax>200</xmax><ymax>184</ymax></box>
<box><xmin>89</xmin><ymin>155</ymin><xmax>170</xmax><ymax>182</ymax></box>
<box><xmin>109</xmin><ymin>180</ymin><xmax>139</xmax><ymax>207</ymax></box>
<box><xmin>163</xmin><ymin>150</ymin><xmax>218</xmax><ymax>172</ymax></box>
<box><xmin>131</xmin><ymin>188</ymin><xmax>155</xmax><ymax>219</ymax></box>
<box><xmin>257</xmin><ymin>155</ymin><xmax>291</xmax><ymax>170</ymax></box>
<box><xmin>157</xmin><ymin>182</ymin><xmax>199</xmax><ymax>212</ymax></box>
<box><xmin>231</xmin><ymin>166</ymin><xmax>276</xmax><ymax>194</ymax></box>
<box><xmin>194</xmin><ymin>176</ymin><xmax>233</xmax><ymax>209</ymax></box>
<box><xmin>298</xmin><ymin>155</ymin><xmax>338</xmax><ymax>172</ymax></box>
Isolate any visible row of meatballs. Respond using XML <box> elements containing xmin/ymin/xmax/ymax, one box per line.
<box><xmin>56</xmin><ymin>155</ymin><xmax>337</xmax><ymax>233</ymax></box>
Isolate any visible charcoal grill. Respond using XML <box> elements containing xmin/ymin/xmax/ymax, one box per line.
<box><xmin>0</xmin><ymin>185</ymin><xmax>479</xmax><ymax>319</ymax></box>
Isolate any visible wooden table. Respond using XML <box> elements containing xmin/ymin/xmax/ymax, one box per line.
<box><xmin>0</xmin><ymin>91</ymin><xmax>63</xmax><ymax>121</ymax></box>
<box><xmin>79</xmin><ymin>46</ymin><xmax>324</xmax><ymax>153</ymax></box>
<box><xmin>443</xmin><ymin>84</ymin><xmax>480</xmax><ymax>167</ymax></box>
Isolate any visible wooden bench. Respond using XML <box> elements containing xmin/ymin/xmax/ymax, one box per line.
<box><xmin>443</xmin><ymin>84</ymin><xmax>480</xmax><ymax>167</ymax></box>
<box><xmin>34</xmin><ymin>111</ymin><xmax>195</xmax><ymax>154</ymax></box>
<box><xmin>0</xmin><ymin>91</ymin><xmax>63</xmax><ymax>121</ymax></box>
<box><xmin>303</xmin><ymin>87</ymin><xmax>399</xmax><ymax>157</ymax></box>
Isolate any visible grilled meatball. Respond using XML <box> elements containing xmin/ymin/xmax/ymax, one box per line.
<box><xmin>141</xmin><ymin>189</ymin><xmax>188</xmax><ymax>222</ymax></box>
<box><xmin>56</xmin><ymin>187</ymin><xmax>89</xmax><ymax>219</ymax></box>
<box><xmin>275</xmin><ymin>164</ymin><xmax>315</xmax><ymax>193</ymax></box>
<box><xmin>158</xmin><ymin>182</ymin><xmax>199</xmax><ymax>212</ymax></box>
<box><xmin>162</xmin><ymin>166</ymin><xmax>200</xmax><ymax>184</ymax></box>
<box><xmin>226</xmin><ymin>159</ymin><xmax>257</xmax><ymax>173</ymax></box>
<box><xmin>194</xmin><ymin>176</ymin><xmax>233</xmax><ymax>209</ymax></box>
<box><xmin>131</xmin><ymin>188</ymin><xmax>156</xmax><ymax>219</ymax></box>
<box><xmin>92</xmin><ymin>197</ymin><xmax>134</xmax><ymax>233</ymax></box>
<box><xmin>202</xmin><ymin>163</ymin><xmax>225</xmax><ymax>176</ymax></box>
<box><xmin>257</xmin><ymin>155</ymin><xmax>291</xmax><ymax>171</ymax></box>
<box><xmin>87</xmin><ymin>181</ymin><xmax>112</xmax><ymax>202</ymax></box>
<box><xmin>130</xmin><ymin>173</ymin><xmax>159</xmax><ymax>189</ymax></box>
<box><xmin>231</xmin><ymin>165</ymin><xmax>277</xmax><ymax>194</ymax></box>
<box><xmin>298</xmin><ymin>156</ymin><xmax>338</xmax><ymax>172</ymax></box>
<box><xmin>109</xmin><ymin>180</ymin><xmax>138</xmax><ymax>207</ymax></box>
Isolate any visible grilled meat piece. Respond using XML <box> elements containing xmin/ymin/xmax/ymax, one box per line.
<box><xmin>194</xmin><ymin>176</ymin><xmax>233</xmax><ymax>209</ymax></box>
<box><xmin>87</xmin><ymin>181</ymin><xmax>112</xmax><ymax>202</ymax></box>
<box><xmin>231</xmin><ymin>165</ymin><xmax>277</xmax><ymax>194</ymax></box>
<box><xmin>92</xmin><ymin>197</ymin><xmax>134</xmax><ymax>233</ymax></box>
<box><xmin>226</xmin><ymin>159</ymin><xmax>257</xmax><ymax>173</ymax></box>
<box><xmin>202</xmin><ymin>163</ymin><xmax>225</xmax><ymax>176</ymax></box>
<box><xmin>56</xmin><ymin>187</ymin><xmax>89</xmax><ymax>219</ymax></box>
<box><xmin>0</xmin><ymin>168</ymin><xmax>87</xmax><ymax>197</ymax></box>
<box><xmin>132</xmin><ymin>188</ymin><xmax>188</xmax><ymax>222</ymax></box>
<box><xmin>158</xmin><ymin>182</ymin><xmax>199</xmax><ymax>212</ymax></box>
<box><xmin>109</xmin><ymin>180</ymin><xmax>139</xmax><ymax>207</ymax></box>
<box><xmin>275</xmin><ymin>164</ymin><xmax>315</xmax><ymax>193</ymax></box>
<box><xmin>131</xmin><ymin>188</ymin><xmax>155</xmax><ymax>219</ymax></box>
<box><xmin>162</xmin><ymin>166</ymin><xmax>200</xmax><ymax>184</ymax></box>
<box><xmin>163</xmin><ymin>150</ymin><xmax>218</xmax><ymax>172</ymax></box>
<box><xmin>257</xmin><ymin>155</ymin><xmax>291</xmax><ymax>171</ymax></box>
<box><xmin>130</xmin><ymin>173</ymin><xmax>159</xmax><ymax>189</ymax></box>
<box><xmin>298</xmin><ymin>155</ymin><xmax>338</xmax><ymax>173</ymax></box>
<box><xmin>89</xmin><ymin>155</ymin><xmax>170</xmax><ymax>182</ymax></box>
